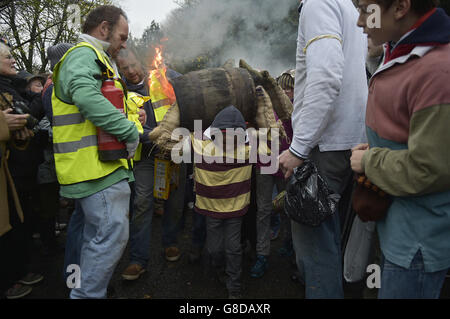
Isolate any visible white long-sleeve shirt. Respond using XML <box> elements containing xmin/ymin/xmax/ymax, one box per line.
<box><xmin>290</xmin><ymin>0</ymin><xmax>368</xmax><ymax>159</ymax></box>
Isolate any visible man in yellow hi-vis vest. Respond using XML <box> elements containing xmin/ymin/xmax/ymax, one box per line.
<box><xmin>116</xmin><ymin>49</ymin><xmax>187</xmax><ymax>281</ymax></box>
<box><xmin>53</xmin><ymin>6</ymin><xmax>139</xmax><ymax>299</ymax></box>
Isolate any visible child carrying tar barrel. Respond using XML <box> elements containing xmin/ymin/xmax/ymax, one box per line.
<box><xmin>191</xmin><ymin>105</ymin><xmax>252</xmax><ymax>299</ymax></box>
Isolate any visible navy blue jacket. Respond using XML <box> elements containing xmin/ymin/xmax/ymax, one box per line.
<box><xmin>123</xmin><ymin>68</ymin><xmax>181</xmax><ymax>159</ymax></box>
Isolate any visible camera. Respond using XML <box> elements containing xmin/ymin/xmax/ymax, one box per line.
<box><xmin>11</xmin><ymin>100</ymin><xmax>39</xmax><ymax>132</ymax></box>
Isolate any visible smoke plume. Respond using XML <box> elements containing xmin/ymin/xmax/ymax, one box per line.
<box><xmin>162</xmin><ymin>0</ymin><xmax>299</xmax><ymax>76</ymax></box>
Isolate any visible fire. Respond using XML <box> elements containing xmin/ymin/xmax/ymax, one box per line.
<box><xmin>149</xmin><ymin>44</ymin><xmax>176</xmax><ymax>105</ymax></box>
<box><xmin>153</xmin><ymin>46</ymin><xmax>163</xmax><ymax>70</ymax></box>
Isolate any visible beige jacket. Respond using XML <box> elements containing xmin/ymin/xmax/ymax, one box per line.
<box><xmin>0</xmin><ymin>100</ymin><xmax>24</xmax><ymax>237</ymax></box>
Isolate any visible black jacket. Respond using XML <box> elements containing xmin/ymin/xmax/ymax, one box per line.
<box><xmin>0</xmin><ymin>75</ymin><xmax>46</xmax><ymax>185</ymax></box>
<box><xmin>124</xmin><ymin>77</ymin><xmax>157</xmax><ymax>159</ymax></box>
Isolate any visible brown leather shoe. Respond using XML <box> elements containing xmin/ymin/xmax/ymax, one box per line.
<box><xmin>165</xmin><ymin>246</ymin><xmax>181</xmax><ymax>262</ymax></box>
<box><xmin>121</xmin><ymin>264</ymin><xmax>146</xmax><ymax>281</ymax></box>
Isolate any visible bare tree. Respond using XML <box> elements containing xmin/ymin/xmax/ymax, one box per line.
<box><xmin>0</xmin><ymin>0</ymin><xmax>113</xmax><ymax>73</ymax></box>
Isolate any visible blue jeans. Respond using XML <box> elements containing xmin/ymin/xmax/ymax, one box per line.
<box><xmin>63</xmin><ymin>201</ymin><xmax>83</xmax><ymax>282</ymax></box>
<box><xmin>128</xmin><ymin>157</ymin><xmax>155</xmax><ymax>268</ymax></box>
<box><xmin>290</xmin><ymin>148</ymin><xmax>352</xmax><ymax>299</ymax></box>
<box><xmin>64</xmin><ymin>179</ymin><xmax>130</xmax><ymax>299</ymax></box>
<box><xmin>162</xmin><ymin>162</ymin><xmax>187</xmax><ymax>248</ymax></box>
<box><xmin>379</xmin><ymin>250</ymin><xmax>448</xmax><ymax>299</ymax></box>
<box><xmin>291</xmin><ymin>211</ymin><xmax>344</xmax><ymax>299</ymax></box>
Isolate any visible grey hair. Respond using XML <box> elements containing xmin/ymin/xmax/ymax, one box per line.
<box><xmin>0</xmin><ymin>42</ymin><xmax>11</xmax><ymax>57</ymax></box>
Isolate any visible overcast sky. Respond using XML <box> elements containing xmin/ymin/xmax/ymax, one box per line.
<box><xmin>118</xmin><ymin>0</ymin><xmax>179</xmax><ymax>38</ymax></box>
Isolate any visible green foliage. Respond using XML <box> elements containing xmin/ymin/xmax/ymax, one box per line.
<box><xmin>126</xmin><ymin>20</ymin><xmax>164</xmax><ymax>71</ymax></box>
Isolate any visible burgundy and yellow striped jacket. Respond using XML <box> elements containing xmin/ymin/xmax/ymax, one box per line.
<box><xmin>192</xmin><ymin>134</ymin><xmax>252</xmax><ymax>219</ymax></box>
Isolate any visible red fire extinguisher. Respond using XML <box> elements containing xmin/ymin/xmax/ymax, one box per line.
<box><xmin>97</xmin><ymin>79</ymin><xmax>128</xmax><ymax>161</ymax></box>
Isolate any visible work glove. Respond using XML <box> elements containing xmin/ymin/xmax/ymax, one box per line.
<box><xmin>126</xmin><ymin>139</ymin><xmax>139</xmax><ymax>159</ymax></box>
<box><xmin>240</xmin><ymin>59</ymin><xmax>293</xmax><ymax>121</ymax></box>
<box><xmin>255</xmin><ymin>86</ymin><xmax>287</xmax><ymax>156</ymax></box>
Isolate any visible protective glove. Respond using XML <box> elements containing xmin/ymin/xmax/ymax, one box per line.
<box><xmin>240</xmin><ymin>59</ymin><xmax>293</xmax><ymax>121</ymax></box>
<box><xmin>126</xmin><ymin>139</ymin><xmax>139</xmax><ymax>159</ymax></box>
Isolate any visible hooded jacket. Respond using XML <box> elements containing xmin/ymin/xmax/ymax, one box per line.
<box><xmin>193</xmin><ymin>106</ymin><xmax>252</xmax><ymax>219</ymax></box>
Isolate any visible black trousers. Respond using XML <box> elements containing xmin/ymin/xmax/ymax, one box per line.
<box><xmin>0</xmin><ymin>185</ymin><xmax>29</xmax><ymax>293</ymax></box>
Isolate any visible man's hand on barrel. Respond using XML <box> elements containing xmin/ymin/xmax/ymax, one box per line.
<box><xmin>278</xmin><ymin>149</ymin><xmax>304</xmax><ymax>179</ymax></box>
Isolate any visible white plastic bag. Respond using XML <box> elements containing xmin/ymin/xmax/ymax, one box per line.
<box><xmin>343</xmin><ymin>216</ymin><xmax>376</xmax><ymax>283</ymax></box>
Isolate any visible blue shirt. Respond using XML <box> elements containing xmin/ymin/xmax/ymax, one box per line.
<box><xmin>367</xmin><ymin>127</ymin><xmax>450</xmax><ymax>273</ymax></box>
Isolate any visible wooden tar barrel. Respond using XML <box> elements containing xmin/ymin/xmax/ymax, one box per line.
<box><xmin>170</xmin><ymin>67</ymin><xmax>257</xmax><ymax>131</ymax></box>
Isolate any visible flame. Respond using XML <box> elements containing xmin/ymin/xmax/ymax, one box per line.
<box><xmin>152</xmin><ymin>46</ymin><xmax>163</xmax><ymax>70</ymax></box>
<box><xmin>149</xmin><ymin>45</ymin><xmax>176</xmax><ymax>105</ymax></box>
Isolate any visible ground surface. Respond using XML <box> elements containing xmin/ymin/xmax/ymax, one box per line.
<box><xmin>26</xmin><ymin>208</ymin><xmax>304</xmax><ymax>299</ymax></box>
<box><xmin>23</xmin><ymin>207</ymin><xmax>450</xmax><ymax>300</ymax></box>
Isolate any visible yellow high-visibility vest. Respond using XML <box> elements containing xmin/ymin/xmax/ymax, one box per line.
<box><xmin>149</xmin><ymin>69</ymin><xmax>174</xmax><ymax>124</ymax></box>
<box><xmin>149</xmin><ymin>69</ymin><xmax>176</xmax><ymax>197</ymax></box>
<box><xmin>52</xmin><ymin>42</ymin><xmax>130</xmax><ymax>185</ymax></box>
<box><xmin>126</xmin><ymin>92</ymin><xmax>148</xmax><ymax>161</ymax></box>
